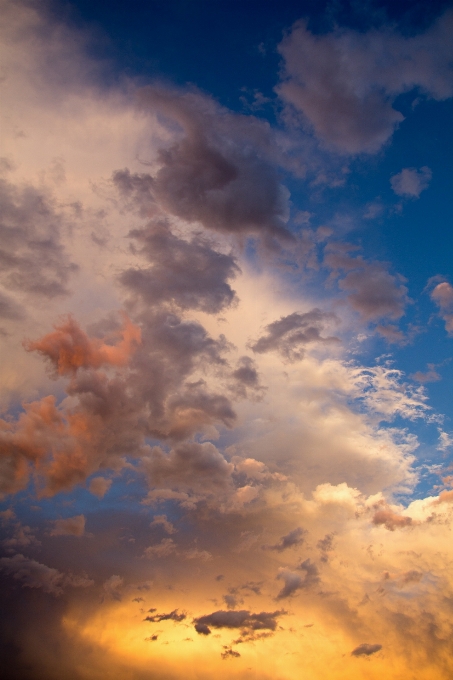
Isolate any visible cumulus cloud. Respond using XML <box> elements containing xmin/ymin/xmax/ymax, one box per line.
<box><xmin>250</xmin><ymin>309</ymin><xmax>339</xmax><ymax>361</ymax></box>
<box><xmin>0</xmin><ymin>177</ymin><xmax>78</xmax><ymax>302</ymax></box>
<box><xmin>372</xmin><ymin>506</ymin><xmax>412</xmax><ymax>531</ymax></box>
<box><xmin>25</xmin><ymin>313</ymin><xmax>141</xmax><ymax>376</ymax></box>
<box><xmin>276</xmin><ymin>560</ymin><xmax>320</xmax><ymax>599</ymax></box>
<box><xmin>263</xmin><ymin>527</ymin><xmax>306</xmax><ymax>552</ymax></box>
<box><xmin>390</xmin><ymin>166</ymin><xmax>432</xmax><ymax>198</ymax></box>
<box><xmin>193</xmin><ymin>609</ymin><xmax>284</xmax><ymax>635</ymax></box>
<box><xmin>130</xmin><ymin>87</ymin><xmax>293</xmax><ymax>242</ymax></box>
<box><xmin>277</xmin><ymin>12</ymin><xmax>453</xmax><ymax>153</ymax></box>
<box><xmin>431</xmin><ymin>281</ymin><xmax>453</xmax><ymax>335</ymax></box>
<box><xmin>119</xmin><ymin>219</ymin><xmax>239</xmax><ymax>314</ymax></box>
<box><xmin>0</xmin><ymin>554</ymin><xmax>93</xmax><ymax>595</ymax></box>
<box><xmin>50</xmin><ymin>514</ymin><xmax>86</xmax><ymax>537</ymax></box>
<box><xmin>325</xmin><ymin>245</ymin><xmax>409</xmax><ymax>322</ymax></box>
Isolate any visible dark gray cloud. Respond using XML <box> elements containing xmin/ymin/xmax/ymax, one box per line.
<box><xmin>277</xmin><ymin>12</ymin><xmax>453</xmax><ymax>154</ymax></box>
<box><xmin>351</xmin><ymin>643</ymin><xmax>382</xmax><ymax>657</ymax></box>
<box><xmin>229</xmin><ymin>356</ymin><xmax>267</xmax><ymax>401</ymax></box>
<box><xmin>0</xmin><ymin>177</ymin><xmax>77</xmax><ymax>301</ymax></box>
<box><xmin>120</xmin><ymin>219</ymin><xmax>239</xmax><ymax>314</ymax></box>
<box><xmin>125</xmin><ymin>87</ymin><xmax>294</xmax><ymax>242</ymax></box>
<box><xmin>0</xmin><ymin>554</ymin><xmax>93</xmax><ymax>595</ymax></box>
<box><xmin>263</xmin><ymin>527</ymin><xmax>306</xmax><ymax>552</ymax></box>
<box><xmin>144</xmin><ymin>609</ymin><xmax>186</xmax><ymax>623</ymax></box>
<box><xmin>193</xmin><ymin>609</ymin><xmax>284</xmax><ymax>635</ymax></box>
<box><xmin>250</xmin><ymin>309</ymin><xmax>339</xmax><ymax>361</ymax></box>
<box><xmin>143</xmin><ymin>442</ymin><xmax>234</xmax><ymax>494</ymax></box>
<box><xmin>276</xmin><ymin>560</ymin><xmax>320</xmax><ymax>600</ymax></box>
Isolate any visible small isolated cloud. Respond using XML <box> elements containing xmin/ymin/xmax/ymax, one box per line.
<box><xmin>144</xmin><ymin>609</ymin><xmax>186</xmax><ymax>623</ymax></box>
<box><xmin>89</xmin><ymin>477</ymin><xmax>112</xmax><ymax>498</ymax></box>
<box><xmin>390</xmin><ymin>167</ymin><xmax>432</xmax><ymax>198</ymax></box>
<box><xmin>262</xmin><ymin>527</ymin><xmax>306</xmax><ymax>552</ymax></box>
<box><xmin>50</xmin><ymin>514</ymin><xmax>85</xmax><ymax>537</ymax></box>
<box><xmin>411</xmin><ymin>364</ymin><xmax>441</xmax><ymax>383</ymax></box>
<box><xmin>431</xmin><ymin>281</ymin><xmax>453</xmax><ymax>335</ymax></box>
<box><xmin>193</xmin><ymin>609</ymin><xmax>284</xmax><ymax>635</ymax></box>
<box><xmin>351</xmin><ymin>643</ymin><xmax>382</xmax><ymax>657</ymax></box>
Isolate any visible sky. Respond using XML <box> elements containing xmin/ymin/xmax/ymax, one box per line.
<box><xmin>1</xmin><ymin>0</ymin><xmax>453</xmax><ymax>678</ymax></box>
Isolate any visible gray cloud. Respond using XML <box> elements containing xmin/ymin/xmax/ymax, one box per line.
<box><xmin>250</xmin><ymin>309</ymin><xmax>339</xmax><ymax>361</ymax></box>
<box><xmin>0</xmin><ymin>553</ymin><xmax>93</xmax><ymax>595</ymax></box>
<box><xmin>229</xmin><ymin>356</ymin><xmax>267</xmax><ymax>401</ymax></box>
<box><xmin>130</xmin><ymin>87</ymin><xmax>293</xmax><ymax>242</ymax></box>
<box><xmin>325</xmin><ymin>246</ymin><xmax>408</xmax><ymax>322</ymax></box>
<box><xmin>144</xmin><ymin>609</ymin><xmax>186</xmax><ymax>623</ymax></box>
<box><xmin>193</xmin><ymin>609</ymin><xmax>284</xmax><ymax>635</ymax></box>
<box><xmin>276</xmin><ymin>559</ymin><xmax>320</xmax><ymax>599</ymax></box>
<box><xmin>0</xmin><ymin>177</ymin><xmax>77</xmax><ymax>301</ymax></box>
<box><xmin>351</xmin><ymin>643</ymin><xmax>382</xmax><ymax>657</ymax></box>
<box><xmin>263</xmin><ymin>527</ymin><xmax>306</xmax><ymax>552</ymax></box>
<box><xmin>277</xmin><ymin>12</ymin><xmax>453</xmax><ymax>154</ymax></box>
<box><xmin>120</xmin><ymin>219</ymin><xmax>239</xmax><ymax>314</ymax></box>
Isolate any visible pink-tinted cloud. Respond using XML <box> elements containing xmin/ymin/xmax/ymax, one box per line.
<box><xmin>25</xmin><ymin>313</ymin><xmax>141</xmax><ymax>376</ymax></box>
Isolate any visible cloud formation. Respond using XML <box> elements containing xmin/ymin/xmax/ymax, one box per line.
<box><xmin>277</xmin><ymin>11</ymin><xmax>453</xmax><ymax>153</ymax></box>
<box><xmin>390</xmin><ymin>166</ymin><xmax>432</xmax><ymax>198</ymax></box>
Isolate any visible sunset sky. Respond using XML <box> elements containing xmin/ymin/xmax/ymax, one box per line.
<box><xmin>1</xmin><ymin>1</ymin><xmax>453</xmax><ymax>678</ymax></box>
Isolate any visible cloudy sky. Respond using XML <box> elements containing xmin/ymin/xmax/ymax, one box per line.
<box><xmin>1</xmin><ymin>1</ymin><xmax>453</xmax><ymax>678</ymax></box>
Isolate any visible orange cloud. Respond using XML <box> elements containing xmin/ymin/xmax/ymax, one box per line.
<box><xmin>24</xmin><ymin>313</ymin><xmax>141</xmax><ymax>375</ymax></box>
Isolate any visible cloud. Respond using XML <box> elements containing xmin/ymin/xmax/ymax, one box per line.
<box><xmin>0</xmin><ymin>176</ymin><xmax>78</xmax><ymax>301</ymax></box>
<box><xmin>325</xmin><ymin>245</ymin><xmax>409</xmax><ymax>322</ymax></box>
<box><xmin>50</xmin><ymin>514</ymin><xmax>86</xmax><ymax>537</ymax></box>
<box><xmin>277</xmin><ymin>12</ymin><xmax>453</xmax><ymax>153</ymax></box>
<box><xmin>276</xmin><ymin>559</ymin><xmax>320</xmax><ymax>600</ymax></box>
<box><xmin>249</xmin><ymin>309</ymin><xmax>339</xmax><ymax>361</ymax></box>
<box><xmin>228</xmin><ymin>356</ymin><xmax>267</xmax><ymax>401</ymax></box>
<box><xmin>263</xmin><ymin>527</ymin><xmax>306</xmax><ymax>552</ymax></box>
<box><xmin>89</xmin><ymin>476</ymin><xmax>112</xmax><ymax>498</ymax></box>
<box><xmin>143</xmin><ymin>538</ymin><xmax>177</xmax><ymax>559</ymax></box>
<box><xmin>144</xmin><ymin>609</ymin><xmax>186</xmax><ymax>623</ymax></box>
<box><xmin>193</xmin><ymin>609</ymin><xmax>284</xmax><ymax>635</ymax></box>
<box><xmin>391</xmin><ymin>167</ymin><xmax>432</xmax><ymax>198</ymax></box>
<box><xmin>411</xmin><ymin>365</ymin><xmax>441</xmax><ymax>383</ymax></box>
<box><xmin>119</xmin><ymin>219</ymin><xmax>239</xmax><ymax>314</ymax></box>
<box><xmin>372</xmin><ymin>506</ymin><xmax>412</xmax><ymax>531</ymax></box>
<box><xmin>431</xmin><ymin>281</ymin><xmax>453</xmax><ymax>335</ymax></box>
<box><xmin>25</xmin><ymin>313</ymin><xmax>141</xmax><ymax>376</ymax></box>
<box><xmin>351</xmin><ymin>643</ymin><xmax>382</xmax><ymax>657</ymax></box>
<box><xmin>149</xmin><ymin>514</ymin><xmax>177</xmax><ymax>534</ymax></box>
<box><xmin>103</xmin><ymin>575</ymin><xmax>124</xmax><ymax>600</ymax></box>
<box><xmin>0</xmin><ymin>553</ymin><xmax>93</xmax><ymax>595</ymax></box>
<box><xmin>132</xmin><ymin>87</ymin><xmax>293</xmax><ymax>242</ymax></box>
